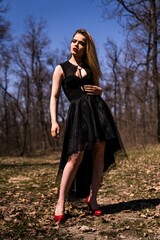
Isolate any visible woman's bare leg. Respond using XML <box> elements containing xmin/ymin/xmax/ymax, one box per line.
<box><xmin>89</xmin><ymin>142</ymin><xmax>106</xmax><ymax>209</ymax></box>
<box><xmin>55</xmin><ymin>150</ymin><xmax>85</xmax><ymax>216</ymax></box>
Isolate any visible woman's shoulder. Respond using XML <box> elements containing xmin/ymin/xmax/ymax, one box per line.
<box><xmin>56</xmin><ymin>61</ymin><xmax>70</xmax><ymax>79</ymax></box>
<box><xmin>59</xmin><ymin>60</ymin><xmax>70</xmax><ymax>69</ymax></box>
<box><xmin>54</xmin><ymin>61</ymin><xmax>68</xmax><ymax>73</ymax></box>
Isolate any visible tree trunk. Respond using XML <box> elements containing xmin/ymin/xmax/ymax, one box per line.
<box><xmin>150</xmin><ymin>0</ymin><xmax>160</xmax><ymax>142</ymax></box>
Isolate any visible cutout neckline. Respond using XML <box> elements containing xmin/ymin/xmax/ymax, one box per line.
<box><xmin>68</xmin><ymin>60</ymin><xmax>87</xmax><ymax>79</ymax></box>
<box><xmin>68</xmin><ymin>60</ymin><xmax>83</xmax><ymax>68</ymax></box>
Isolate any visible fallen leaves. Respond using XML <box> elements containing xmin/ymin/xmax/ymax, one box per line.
<box><xmin>0</xmin><ymin>147</ymin><xmax>160</xmax><ymax>239</ymax></box>
<box><xmin>8</xmin><ymin>176</ymin><xmax>31</xmax><ymax>183</ymax></box>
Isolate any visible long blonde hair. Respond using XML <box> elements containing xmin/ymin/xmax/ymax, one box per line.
<box><xmin>72</xmin><ymin>29</ymin><xmax>102</xmax><ymax>86</ymax></box>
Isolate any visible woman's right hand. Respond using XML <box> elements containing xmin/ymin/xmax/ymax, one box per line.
<box><xmin>82</xmin><ymin>85</ymin><xmax>102</xmax><ymax>95</ymax></box>
<box><xmin>51</xmin><ymin>122</ymin><xmax>60</xmax><ymax>138</ymax></box>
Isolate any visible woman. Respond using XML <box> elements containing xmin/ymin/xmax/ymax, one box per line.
<box><xmin>50</xmin><ymin>29</ymin><xmax>126</xmax><ymax>222</ymax></box>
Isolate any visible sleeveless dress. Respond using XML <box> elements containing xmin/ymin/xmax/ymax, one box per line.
<box><xmin>56</xmin><ymin>60</ymin><xmax>127</xmax><ymax>198</ymax></box>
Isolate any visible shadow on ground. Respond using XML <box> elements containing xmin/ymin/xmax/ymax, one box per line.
<box><xmin>102</xmin><ymin>198</ymin><xmax>160</xmax><ymax>214</ymax></box>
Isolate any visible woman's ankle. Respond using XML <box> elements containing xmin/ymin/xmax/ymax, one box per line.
<box><xmin>89</xmin><ymin>195</ymin><xmax>99</xmax><ymax>208</ymax></box>
<box><xmin>55</xmin><ymin>200</ymin><xmax>65</xmax><ymax>215</ymax></box>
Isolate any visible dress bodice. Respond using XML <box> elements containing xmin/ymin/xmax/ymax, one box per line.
<box><xmin>60</xmin><ymin>61</ymin><xmax>94</xmax><ymax>101</ymax></box>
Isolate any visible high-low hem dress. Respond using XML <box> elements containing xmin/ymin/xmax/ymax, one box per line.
<box><xmin>55</xmin><ymin>60</ymin><xmax>127</xmax><ymax>199</ymax></box>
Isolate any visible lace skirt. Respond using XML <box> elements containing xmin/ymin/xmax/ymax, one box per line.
<box><xmin>56</xmin><ymin>94</ymin><xmax>127</xmax><ymax>198</ymax></box>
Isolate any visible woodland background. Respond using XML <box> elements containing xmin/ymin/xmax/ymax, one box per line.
<box><xmin>0</xmin><ymin>0</ymin><xmax>160</xmax><ymax>156</ymax></box>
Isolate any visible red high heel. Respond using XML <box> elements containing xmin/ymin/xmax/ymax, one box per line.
<box><xmin>85</xmin><ymin>197</ymin><xmax>103</xmax><ymax>216</ymax></box>
<box><xmin>54</xmin><ymin>214</ymin><xmax>65</xmax><ymax>222</ymax></box>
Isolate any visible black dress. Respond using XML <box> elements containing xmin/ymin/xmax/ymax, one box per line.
<box><xmin>56</xmin><ymin>60</ymin><xmax>126</xmax><ymax>198</ymax></box>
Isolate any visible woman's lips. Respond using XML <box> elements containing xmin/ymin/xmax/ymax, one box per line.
<box><xmin>73</xmin><ymin>48</ymin><xmax>78</xmax><ymax>52</ymax></box>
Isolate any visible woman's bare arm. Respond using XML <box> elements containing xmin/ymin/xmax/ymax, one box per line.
<box><xmin>50</xmin><ymin>65</ymin><xmax>63</xmax><ymax>138</ymax></box>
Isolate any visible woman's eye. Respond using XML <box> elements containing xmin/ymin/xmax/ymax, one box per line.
<box><xmin>80</xmin><ymin>42</ymin><xmax>85</xmax><ymax>46</ymax></box>
<box><xmin>72</xmin><ymin>39</ymin><xmax>77</xmax><ymax>44</ymax></box>
<box><xmin>72</xmin><ymin>39</ymin><xmax>85</xmax><ymax>46</ymax></box>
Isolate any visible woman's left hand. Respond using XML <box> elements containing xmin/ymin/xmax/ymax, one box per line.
<box><xmin>82</xmin><ymin>85</ymin><xmax>102</xmax><ymax>95</ymax></box>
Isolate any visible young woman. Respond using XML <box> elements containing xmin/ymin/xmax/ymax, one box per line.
<box><xmin>50</xmin><ymin>29</ymin><xmax>126</xmax><ymax>222</ymax></box>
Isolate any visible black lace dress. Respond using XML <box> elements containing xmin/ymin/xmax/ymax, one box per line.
<box><xmin>56</xmin><ymin>60</ymin><xmax>126</xmax><ymax>198</ymax></box>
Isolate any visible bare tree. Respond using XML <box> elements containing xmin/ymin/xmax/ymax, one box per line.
<box><xmin>101</xmin><ymin>0</ymin><xmax>160</xmax><ymax>144</ymax></box>
<box><xmin>9</xmin><ymin>16</ymin><xmax>52</xmax><ymax>154</ymax></box>
<box><xmin>104</xmin><ymin>39</ymin><xmax>122</xmax><ymax>120</ymax></box>
<box><xmin>0</xmin><ymin>0</ymin><xmax>13</xmax><ymax>154</ymax></box>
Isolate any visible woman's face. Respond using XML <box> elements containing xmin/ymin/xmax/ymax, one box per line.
<box><xmin>70</xmin><ymin>33</ymin><xmax>86</xmax><ymax>58</ymax></box>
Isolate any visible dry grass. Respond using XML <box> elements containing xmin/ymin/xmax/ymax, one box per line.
<box><xmin>0</xmin><ymin>146</ymin><xmax>160</xmax><ymax>240</ymax></box>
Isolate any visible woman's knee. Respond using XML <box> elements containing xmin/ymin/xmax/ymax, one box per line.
<box><xmin>68</xmin><ymin>151</ymin><xmax>83</xmax><ymax>168</ymax></box>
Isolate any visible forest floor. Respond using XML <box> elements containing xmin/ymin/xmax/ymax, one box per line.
<box><xmin>0</xmin><ymin>145</ymin><xmax>160</xmax><ymax>240</ymax></box>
